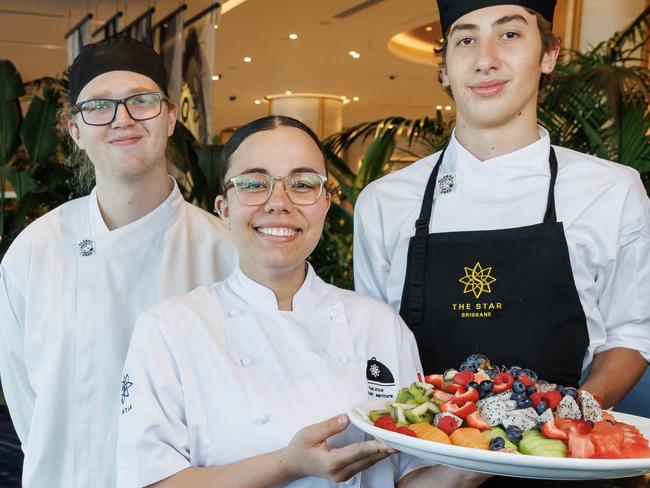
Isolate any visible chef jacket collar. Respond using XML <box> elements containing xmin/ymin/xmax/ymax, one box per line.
<box><xmin>448</xmin><ymin>125</ymin><xmax>551</xmax><ymax>174</ymax></box>
<box><xmin>227</xmin><ymin>263</ymin><xmax>331</xmax><ymax>313</ymax></box>
<box><xmin>87</xmin><ymin>176</ymin><xmax>183</xmax><ymax>244</ymax></box>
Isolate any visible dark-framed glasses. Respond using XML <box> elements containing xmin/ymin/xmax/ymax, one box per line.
<box><xmin>225</xmin><ymin>172</ymin><xmax>328</xmax><ymax>206</ymax></box>
<box><xmin>73</xmin><ymin>92</ymin><xmax>167</xmax><ymax>126</ymax></box>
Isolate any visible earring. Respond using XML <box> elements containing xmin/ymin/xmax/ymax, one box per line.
<box><xmin>213</xmin><ymin>208</ymin><xmax>221</xmax><ymax>216</ymax></box>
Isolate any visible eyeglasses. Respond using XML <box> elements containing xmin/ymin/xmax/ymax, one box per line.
<box><xmin>225</xmin><ymin>172</ymin><xmax>328</xmax><ymax>206</ymax></box>
<box><xmin>73</xmin><ymin>92</ymin><xmax>167</xmax><ymax>126</ymax></box>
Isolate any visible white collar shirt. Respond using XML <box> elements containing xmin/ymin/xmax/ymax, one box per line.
<box><xmin>353</xmin><ymin>127</ymin><xmax>650</xmax><ymax>367</ymax></box>
<box><xmin>0</xmin><ymin>179</ymin><xmax>237</xmax><ymax>488</ymax></box>
<box><xmin>117</xmin><ymin>264</ymin><xmax>429</xmax><ymax>487</ymax></box>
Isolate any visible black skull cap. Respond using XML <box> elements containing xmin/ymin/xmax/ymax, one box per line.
<box><xmin>68</xmin><ymin>35</ymin><xmax>168</xmax><ymax>105</ymax></box>
<box><xmin>436</xmin><ymin>0</ymin><xmax>557</xmax><ymax>34</ymax></box>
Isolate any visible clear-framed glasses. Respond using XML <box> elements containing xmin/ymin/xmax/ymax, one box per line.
<box><xmin>73</xmin><ymin>92</ymin><xmax>167</xmax><ymax>126</ymax></box>
<box><xmin>225</xmin><ymin>172</ymin><xmax>328</xmax><ymax>206</ymax></box>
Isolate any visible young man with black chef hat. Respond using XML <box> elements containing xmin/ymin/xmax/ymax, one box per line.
<box><xmin>354</xmin><ymin>0</ymin><xmax>649</xmax><ymax>411</ymax></box>
<box><xmin>0</xmin><ymin>36</ymin><xmax>235</xmax><ymax>488</ymax></box>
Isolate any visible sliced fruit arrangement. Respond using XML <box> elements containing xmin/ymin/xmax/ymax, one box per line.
<box><xmin>368</xmin><ymin>354</ymin><xmax>650</xmax><ymax>459</ymax></box>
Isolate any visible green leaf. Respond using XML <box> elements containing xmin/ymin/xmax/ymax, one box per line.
<box><xmin>3</xmin><ymin>165</ymin><xmax>38</xmax><ymax>200</ymax></box>
<box><xmin>21</xmin><ymin>87</ymin><xmax>60</xmax><ymax>165</ymax></box>
<box><xmin>0</xmin><ymin>60</ymin><xmax>25</xmax><ymax>165</ymax></box>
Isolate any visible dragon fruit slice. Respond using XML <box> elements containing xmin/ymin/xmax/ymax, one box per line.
<box><xmin>434</xmin><ymin>412</ymin><xmax>463</xmax><ymax>428</ymax></box>
<box><xmin>556</xmin><ymin>395</ymin><xmax>582</xmax><ymax>420</ymax></box>
<box><xmin>579</xmin><ymin>390</ymin><xmax>603</xmax><ymax>422</ymax></box>
<box><xmin>537</xmin><ymin>408</ymin><xmax>554</xmax><ymax>425</ymax></box>
<box><xmin>502</xmin><ymin>413</ymin><xmax>536</xmax><ymax>431</ymax></box>
<box><xmin>509</xmin><ymin>407</ymin><xmax>539</xmax><ymax>421</ymax></box>
<box><xmin>477</xmin><ymin>395</ymin><xmax>501</xmax><ymax>410</ymax></box>
<box><xmin>502</xmin><ymin>400</ymin><xmax>518</xmax><ymax>411</ymax></box>
<box><xmin>479</xmin><ymin>400</ymin><xmax>508</xmax><ymax>427</ymax></box>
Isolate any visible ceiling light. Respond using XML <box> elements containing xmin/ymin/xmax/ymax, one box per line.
<box><xmin>211</xmin><ymin>74</ymin><xmax>221</xmax><ymax>81</ymax></box>
<box><xmin>213</xmin><ymin>24</ymin><xmax>218</xmax><ymax>29</ymax></box>
<box><xmin>436</xmin><ymin>105</ymin><xmax>443</xmax><ymax>110</ymax></box>
<box><xmin>425</xmin><ymin>26</ymin><xmax>433</xmax><ymax>32</ymax></box>
<box><xmin>285</xmin><ymin>90</ymin><xmax>292</xmax><ymax>95</ymax></box>
<box><xmin>254</xmin><ymin>99</ymin><xmax>261</xmax><ymax>105</ymax></box>
<box><xmin>445</xmin><ymin>105</ymin><xmax>452</xmax><ymax>111</ymax></box>
<box><xmin>243</xmin><ymin>56</ymin><xmax>252</xmax><ymax>63</ymax></box>
<box><xmin>352</xmin><ymin>96</ymin><xmax>360</xmax><ymax>102</ymax></box>
<box><xmin>289</xmin><ymin>33</ymin><xmax>298</xmax><ymax>40</ymax></box>
<box><xmin>348</xmin><ymin>50</ymin><xmax>361</xmax><ymax>59</ymax></box>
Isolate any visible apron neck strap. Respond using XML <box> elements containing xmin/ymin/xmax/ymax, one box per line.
<box><xmin>415</xmin><ymin>147</ymin><xmax>447</xmax><ymax>237</ymax></box>
<box><xmin>543</xmin><ymin>147</ymin><xmax>559</xmax><ymax>224</ymax></box>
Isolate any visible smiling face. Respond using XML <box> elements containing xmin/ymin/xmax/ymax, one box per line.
<box><xmin>441</xmin><ymin>5</ymin><xmax>558</xmax><ymax>131</ymax></box>
<box><xmin>215</xmin><ymin>126</ymin><xmax>330</xmax><ymax>282</ymax></box>
<box><xmin>67</xmin><ymin>70</ymin><xmax>177</xmax><ymax>185</ymax></box>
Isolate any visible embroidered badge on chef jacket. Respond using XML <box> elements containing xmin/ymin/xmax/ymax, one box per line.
<box><xmin>78</xmin><ymin>239</ymin><xmax>95</xmax><ymax>257</ymax></box>
<box><xmin>121</xmin><ymin>373</ymin><xmax>133</xmax><ymax>414</ymax></box>
<box><xmin>438</xmin><ymin>173</ymin><xmax>455</xmax><ymax>194</ymax></box>
<box><xmin>366</xmin><ymin>357</ymin><xmax>395</xmax><ymax>399</ymax></box>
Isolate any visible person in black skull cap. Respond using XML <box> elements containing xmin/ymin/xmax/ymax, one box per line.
<box><xmin>0</xmin><ymin>35</ymin><xmax>236</xmax><ymax>488</ymax></box>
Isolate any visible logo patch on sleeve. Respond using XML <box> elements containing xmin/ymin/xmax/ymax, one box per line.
<box><xmin>366</xmin><ymin>357</ymin><xmax>395</xmax><ymax>399</ymax></box>
<box><xmin>121</xmin><ymin>373</ymin><xmax>133</xmax><ymax>414</ymax></box>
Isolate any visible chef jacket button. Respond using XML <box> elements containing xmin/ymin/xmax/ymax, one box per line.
<box><xmin>229</xmin><ymin>308</ymin><xmax>243</xmax><ymax>317</ymax></box>
<box><xmin>240</xmin><ymin>356</ymin><xmax>253</xmax><ymax>367</ymax></box>
<box><xmin>339</xmin><ymin>354</ymin><xmax>350</xmax><ymax>365</ymax></box>
<box><xmin>256</xmin><ymin>413</ymin><xmax>269</xmax><ymax>424</ymax></box>
<box><xmin>329</xmin><ymin>309</ymin><xmax>339</xmax><ymax>319</ymax></box>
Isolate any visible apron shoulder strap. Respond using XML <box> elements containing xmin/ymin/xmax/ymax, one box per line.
<box><xmin>543</xmin><ymin>147</ymin><xmax>559</xmax><ymax>223</ymax></box>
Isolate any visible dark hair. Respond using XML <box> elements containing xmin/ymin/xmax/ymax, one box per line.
<box><xmin>435</xmin><ymin>9</ymin><xmax>561</xmax><ymax>97</ymax></box>
<box><xmin>218</xmin><ymin>115</ymin><xmax>327</xmax><ymax>194</ymax></box>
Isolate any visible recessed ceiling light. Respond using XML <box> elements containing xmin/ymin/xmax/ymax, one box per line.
<box><xmin>285</xmin><ymin>90</ymin><xmax>292</xmax><ymax>95</ymax></box>
<box><xmin>289</xmin><ymin>33</ymin><xmax>298</xmax><ymax>40</ymax></box>
<box><xmin>436</xmin><ymin>105</ymin><xmax>443</xmax><ymax>110</ymax></box>
<box><xmin>425</xmin><ymin>26</ymin><xmax>433</xmax><ymax>32</ymax></box>
<box><xmin>445</xmin><ymin>105</ymin><xmax>452</xmax><ymax>111</ymax></box>
<box><xmin>348</xmin><ymin>50</ymin><xmax>361</xmax><ymax>59</ymax></box>
<box><xmin>254</xmin><ymin>99</ymin><xmax>261</xmax><ymax>105</ymax></box>
<box><xmin>211</xmin><ymin>74</ymin><xmax>221</xmax><ymax>81</ymax></box>
<box><xmin>213</xmin><ymin>24</ymin><xmax>218</xmax><ymax>29</ymax></box>
<box><xmin>352</xmin><ymin>96</ymin><xmax>360</xmax><ymax>102</ymax></box>
<box><xmin>243</xmin><ymin>56</ymin><xmax>252</xmax><ymax>63</ymax></box>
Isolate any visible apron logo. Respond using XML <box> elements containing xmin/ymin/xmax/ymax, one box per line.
<box><xmin>366</xmin><ymin>357</ymin><xmax>395</xmax><ymax>399</ymax></box>
<box><xmin>459</xmin><ymin>262</ymin><xmax>496</xmax><ymax>299</ymax></box>
<box><xmin>121</xmin><ymin>374</ymin><xmax>133</xmax><ymax>414</ymax></box>
<box><xmin>78</xmin><ymin>239</ymin><xmax>95</xmax><ymax>257</ymax></box>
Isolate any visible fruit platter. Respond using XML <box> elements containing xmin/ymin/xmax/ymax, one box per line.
<box><xmin>350</xmin><ymin>355</ymin><xmax>650</xmax><ymax>479</ymax></box>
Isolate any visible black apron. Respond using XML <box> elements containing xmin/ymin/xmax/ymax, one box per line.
<box><xmin>399</xmin><ymin>147</ymin><xmax>589</xmax><ymax>387</ymax></box>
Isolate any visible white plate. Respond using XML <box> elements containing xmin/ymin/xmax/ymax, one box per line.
<box><xmin>349</xmin><ymin>399</ymin><xmax>650</xmax><ymax>480</ymax></box>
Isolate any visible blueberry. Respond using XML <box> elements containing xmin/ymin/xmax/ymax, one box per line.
<box><xmin>467</xmin><ymin>381</ymin><xmax>480</xmax><ymax>390</ymax></box>
<box><xmin>480</xmin><ymin>391</ymin><xmax>494</xmax><ymax>400</ymax></box>
<box><xmin>516</xmin><ymin>396</ymin><xmax>532</xmax><ymax>409</ymax></box>
<box><xmin>536</xmin><ymin>420</ymin><xmax>546</xmax><ymax>431</ymax></box>
<box><xmin>525</xmin><ymin>385</ymin><xmax>537</xmax><ymax>395</ymax></box>
<box><xmin>480</xmin><ymin>380</ymin><xmax>494</xmax><ymax>393</ymax></box>
<box><xmin>489</xmin><ymin>437</ymin><xmax>506</xmax><ymax>451</ymax></box>
<box><xmin>510</xmin><ymin>392</ymin><xmax>524</xmax><ymax>401</ymax></box>
<box><xmin>506</xmin><ymin>425</ymin><xmax>523</xmax><ymax>443</ymax></box>
<box><xmin>459</xmin><ymin>363</ymin><xmax>476</xmax><ymax>372</ymax></box>
<box><xmin>555</xmin><ymin>384</ymin><xmax>564</xmax><ymax>391</ymax></box>
<box><xmin>560</xmin><ymin>388</ymin><xmax>578</xmax><ymax>399</ymax></box>
<box><xmin>521</xmin><ymin>369</ymin><xmax>538</xmax><ymax>381</ymax></box>
<box><xmin>534</xmin><ymin>401</ymin><xmax>548</xmax><ymax>415</ymax></box>
<box><xmin>485</xmin><ymin>368</ymin><xmax>499</xmax><ymax>379</ymax></box>
<box><xmin>508</xmin><ymin>366</ymin><xmax>523</xmax><ymax>378</ymax></box>
<box><xmin>512</xmin><ymin>380</ymin><xmax>526</xmax><ymax>394</ymax></box>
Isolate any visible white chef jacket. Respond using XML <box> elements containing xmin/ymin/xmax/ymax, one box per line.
<box><xmin>0</xmin><ymin>179</ymin><xmax>236</xmax><ymax>488</ymax></box>
<box><xmin>117</xmin><ymin>264</ymin><xmax>430</xmax><ymax>488</ymax></box>
<box><xmin>354</xmin><ymin>127</ymin><xmax>650</xmax><ymax>367</ymax></box>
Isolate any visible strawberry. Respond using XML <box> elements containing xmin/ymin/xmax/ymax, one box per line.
<box><xmin>453</xmin><ymin>370</ymin><xmax>475</xmax><ymax>387</ymax></box>
<box><xmin>529</xmin><ymin>391</ymin><xmax>545</xmax><ymax>407</ymax></box>
<box><xmin>445</xmin><ymin>383</ymin><xmax>465</xmax><ymax>394</ymax></box>
<box><xmin>374</xmin><ymin>416</ymin><xmax>395</xmax><ymax>429</ymax></box>
<box><xmin>492</xmin><ymin>372</ymin><xmax>514</xmax><ymax>393</ymax></box>
<box><xmin>517</xmin><ymin>375</ymin><xmax>535</xmax><ymax>387</ymax></box>
<box><xmin>441</xmin><ymin>400</ymin><xmax>477</xmax><ymax>419</ymax></box>
<box><xmin>382</xmin><ymin>423</ymin><xmax>398</xmax><ymax>432</ymax></box>
<box><xmin>541</xmin><ymin>419</ymin><xmax>569</xmax><ymax>441</ymax></box>
<box><xmin>432</xmin><ymin>390</ymin><xmax>454</xmax><ymax>402</ymax></box>
<box><xmin>450</xmin><ymin>388</ymin><xmax>479</xmax><ymax>406</ymax></box>
<box><xmin>569</xmin><ymin>420</ymin><xmax>593</xmax><ymax>435</ymax></box>
<box><xmin>397</xmin><ymin>426</ymin><xmax>417</xmax><ymax>437</ymax></box>
<box><xmin>424</xmin><ymin>374</ymin><xmax>444</xmax><ymax>390</ymax></box>
<box><xmin>543</xmin><ymin>391</ymin><xmax>562</xmax><ymax>409</ymax></box>
<box><xmin>437</xmin><ymin>415</ymin><xmax>459</xmax><ymax>436</ymax></box>
<box><xmin>473</xmin><ymin>370</ymin><xmax>491</xmax><ymax>383</ymax></box>
<box><xmin>465</xmin><ymin>410</ymin><xmax>491</xmax><ymax>430</ymax></box>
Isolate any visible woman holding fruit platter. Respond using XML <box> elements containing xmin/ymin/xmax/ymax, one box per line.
<box><xmin>116</xmin><ymin>115</ymin><xmax>489</xmax><ymax>488</ymax></box>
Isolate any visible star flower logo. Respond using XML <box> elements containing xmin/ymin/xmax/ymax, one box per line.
<box><xmin>121</xmin><ymin>374</ymin><xmax>133</xmax><ymax>405</ymax></box>
<box><xmin>370</xmin><ymin>364</ymin><xmax>381</xmax><ymax>378</ymax></box>
<box><xmin>459</xmin><ymin>262</ymin><xmax>496</xmax><ymax>299</ymax></box>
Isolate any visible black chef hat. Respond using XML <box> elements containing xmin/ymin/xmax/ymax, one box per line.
<box><xmin>68</xmin><ymin>35</ymin><xmax>168</xmax><ymax>105</ymax></box>
<box><xmin>437</xmin><ymin>0</ymin><xmax>557</xmax><ymax>34</ymax></box>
